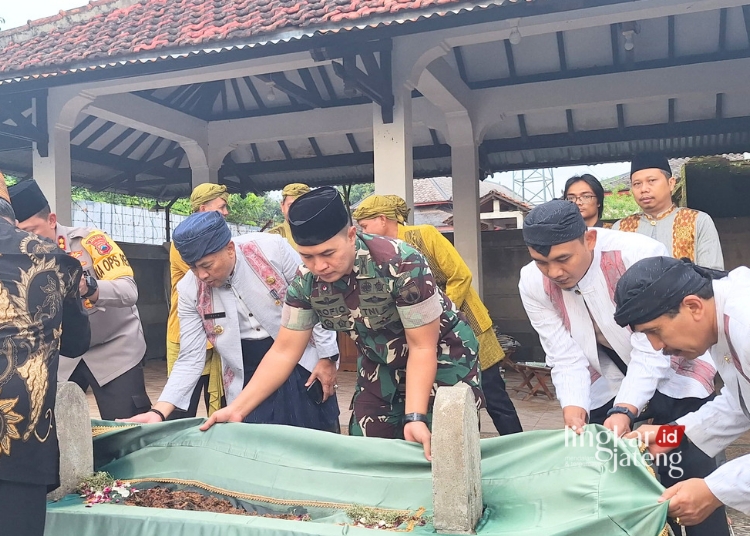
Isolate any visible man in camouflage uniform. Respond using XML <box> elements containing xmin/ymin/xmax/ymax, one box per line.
<box><xmin>10</xmin><ymin>179</ymin><xmax>151</xmax><ymax>420</ymax></box>
<box><xmin>0</xmin><ymin>175</ymin><xmax>90</xmax><ymax>536</ymax></box>
<box><xmin>354</xmin><ymin>194</ymin><xmax>522</xmax><ymax>435</ymax></box>
<box><xmin>203</xmin><ymin>187</ymin><xmax>483</xmax><ymax>459</ymax></box>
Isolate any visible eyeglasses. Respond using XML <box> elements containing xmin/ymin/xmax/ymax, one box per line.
<box><xmin>565</xmin><ymin>194</ymin><xmax>597</xmax><ymax>204</ymax></box>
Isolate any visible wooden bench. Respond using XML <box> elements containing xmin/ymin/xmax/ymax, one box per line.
<box><xmin>508</xmin><ymin>361</ymin><xmax>555</xmax><ymax>401</ymax></box>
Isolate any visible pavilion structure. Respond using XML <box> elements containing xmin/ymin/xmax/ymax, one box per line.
<box><xmin>1</xmin><ymin>0</ymin><xmax>749</xmax><ymax>295</ymax></box>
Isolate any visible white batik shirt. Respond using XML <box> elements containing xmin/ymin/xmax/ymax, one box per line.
<box><xmin>519</xmin><ymin>228</ymin><xmax>717</xmax><ymax>413</ymax></box>
<box><xmin>677</xmin><ymin>267</ymin><xmax>750</xmax><ymax>515</ymax></box>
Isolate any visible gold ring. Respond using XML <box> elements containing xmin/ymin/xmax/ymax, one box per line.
<box><xmin>675</xmin><ymin>517</ymin><xmax>682</xmax><ymax>525</ymax></box>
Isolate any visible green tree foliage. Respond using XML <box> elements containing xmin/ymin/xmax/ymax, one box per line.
<box><xmin>602</xmin><ymin>189</ymin><xmax>640</xmax><ymax>220</ymax></box>
<box><xmin>338</xmin><ymin>183</ymin><xmax>374</xmax><ymax>207</ymax></box>
<box><xmin>0</xmin><ymin>175</ymin><xmax>285</xmax><ymax>227</ymax></box>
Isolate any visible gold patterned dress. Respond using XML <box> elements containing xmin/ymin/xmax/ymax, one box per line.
<box><xmin>0</xmin><ymin>219</ymin><xmax>90</xmax><ymax>488</ymax></box>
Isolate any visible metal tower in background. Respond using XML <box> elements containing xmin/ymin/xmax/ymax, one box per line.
<box><xmin>512</xmin><ymin>168</ymin><xmax>555</xmax><ymax>205</ymax></box>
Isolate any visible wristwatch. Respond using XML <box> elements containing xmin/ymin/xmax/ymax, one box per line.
<box><xmin>403</xmin><ymin>413</ymin><xmax>429</xmax><ymax>424</ymax></box>
<box><xmin>320</xmin><ymin>354</ymin><xmax>339</xmax><ymax>363</ymax></box>
<box><xmin>81</xmin><ymin>275</ymin><xmax>98</xmax><ymax>299</ymax></box>
<box><xmin>606</xmin><ymin>405</ymin><xmax>637</xmax><ymax>425</ymax></box>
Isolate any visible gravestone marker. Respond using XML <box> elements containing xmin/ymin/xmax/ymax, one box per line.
<box><xmin>431</xmin><ymin>383</ymin><xmax>483</xmax><ymax>534</ymax></box>
<box><xmin>47</xmin><ymin>381</ymin><xmax>93</xmax><ymax>501</ymax></box>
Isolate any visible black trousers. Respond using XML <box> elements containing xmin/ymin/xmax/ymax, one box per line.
<box><xmin>590</xmin><ymin>393</ymin><xmax>729</xmax><ymax>536</ymax></box>
<box><xmin>482</xmin><ymin>363</ymin><xmax>523</xmax><ymax>435</ymax></box>
<box><xmin>0</xmin><ymin>479</ymin><xmax>48</xmax><ymax>536</ymax></box>
<box><xmin>168</xmin><ymin>374</ymin><xmax>211</xmax><ymax>420</ymax></box>
<box><xmin>68</xmin><ymin>360</ymin><xmax>151</xmax><ymax>421</ymax></box>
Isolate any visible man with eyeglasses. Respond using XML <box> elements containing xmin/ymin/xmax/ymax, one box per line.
<box><xmin>613</xmin><ymin>154</ymin><xmax>723</xmax><ymax>270</ymax></box>
<box><xmin>562</xmin><ymin>174</ymin><xmax>608</xmax><ymax>229</ymax></box>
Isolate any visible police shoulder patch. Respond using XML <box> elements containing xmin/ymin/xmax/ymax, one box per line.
<box><xmin>85</xmin><ymin>232</ymin><xmax>114</xmax><ymax>256</ymax></box>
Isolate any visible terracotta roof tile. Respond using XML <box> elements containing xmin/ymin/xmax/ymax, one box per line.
<box><xmin>0</xmin><ymin>0</ymin><xmax>522</xmax><ymax>81</ymax></box>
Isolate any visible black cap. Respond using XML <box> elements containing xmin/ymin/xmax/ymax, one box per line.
<box><xmin>288</xmin><ymin>187</ymin><xmax>350</xmax><ymax>247</ymax></box>
<box><xmin>630</xmin><ymin>154</ymin><xmax>672</xmax><ymax>178</ymax></box>
<box><xmin>8</xmin><ymin>179</ymin><xmax>50</xmax><ymax>223</ymax></box>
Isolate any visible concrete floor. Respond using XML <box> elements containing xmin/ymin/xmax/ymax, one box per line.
<box><xmin>85</xmin><ymin>359</ymin><xmax>750</xmax><ymax>535</ymax></box>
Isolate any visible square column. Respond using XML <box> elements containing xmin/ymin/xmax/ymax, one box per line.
<box><xmin>373</xmin><ymin>90</ymin><xmax>413</xmax><ymax>218</ymax></box>
<box><xmin>191</xmin><ymin>164</ymin><xmax>219</xmax><ymax>189</ymax></box>
<box><xmin>451</xmin><ymin>143</ymin><xmax>482</xmax><ymax>298</ymax></box>
<box><xmin>33</xmin><ymin>128</ymin><xmax>73</xmax><ymax>225</ymax></box>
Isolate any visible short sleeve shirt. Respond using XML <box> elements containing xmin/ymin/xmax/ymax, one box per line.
<box><xmin>282</xmin><ymin>234</ymin><xmax>482</xmax><ymax>404</ymax></box>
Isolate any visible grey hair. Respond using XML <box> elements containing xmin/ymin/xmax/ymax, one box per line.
<box><xmin>0</xmin><ymin>198</ymin><xmax>15</xmax><ymax>222</ymax></box>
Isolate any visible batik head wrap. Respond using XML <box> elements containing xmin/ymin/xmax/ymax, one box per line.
<box><xmin>352</xmin><ymin>194</ymin><xmax>410</xmax><ymax>223</ymax></box>
<box><xmin>281</xmin><ymin>183</ymin><xmax>311</xmax><ymax>199</ymax></box>
<box><xmin>522</xmin><ymin>199</ymin><xmax>587</xmax><ymax>256</ymax></box>
<box><xmin>614</xmin><ymin>256</ymin><xmax>727</xmax><ymax>328</ymax></box>
<box><xmin>173</xmin><ymin>211</ymin><xmax>232</xmax><ymax>265</ymax></box>
<box><xmin>190</xmin><ymin>184</ymin><xmax>229</xmax><ymax>213</ymax></box>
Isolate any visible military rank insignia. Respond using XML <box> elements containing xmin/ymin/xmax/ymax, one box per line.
<box><xmin>57</xmin><ymin>235</ymin><xmax>66</xmax><ymax>251</ymax></box>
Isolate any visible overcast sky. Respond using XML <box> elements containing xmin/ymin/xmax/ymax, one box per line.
<box><xmin>489</xmin><ymin>162</ymin><xmax>630</xmax><ymax>199</ymax></box>
<box><xmin>2</xmin><ymin>1</ymin><xmax>86</xmax><ymax>31</ymax></box>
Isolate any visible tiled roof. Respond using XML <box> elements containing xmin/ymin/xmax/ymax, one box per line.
<box><xmin>414</xmin><ymin>176</ymin><xmax>529</xmax><ymax>207</ymax></box>
<box><xmin>413</xmin><ymin>207</ymin><xmax>453</xmax><ymax>228</ymax></box>
<box><xmin>0</xmin><ymin>0</ymin><xmax>522</xmax><ymax>83</ymax></box>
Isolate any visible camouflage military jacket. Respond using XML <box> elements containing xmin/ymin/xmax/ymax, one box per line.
<box><xmin>283</xmin><ymin>233</ymin><xmax>483</xmax><ymax>405</ymax></box>
<box><xmin>0</xmin><ymin>219</ymin><xmax>90</xmax><ymax>486</ymax></box>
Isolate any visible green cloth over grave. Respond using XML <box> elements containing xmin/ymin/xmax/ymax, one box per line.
<box><xmin>46</xmin><ymin>419</ymin><xmax>669</xmax><ymax>535</ymax></box>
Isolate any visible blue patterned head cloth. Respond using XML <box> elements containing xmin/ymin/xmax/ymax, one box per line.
<box><xmin>173</xmin><ymin>211</ymin><xmax>232</xmax><ymax>265</ymax></box>
<box><xmin>522</xmin><ymin>199</ymin><xmax>587</xmax><ymax>256</ymax></box>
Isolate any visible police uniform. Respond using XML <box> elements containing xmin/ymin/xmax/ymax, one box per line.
<box><xmin>283</xmin><ymin>232</ymin><xmax>484</xmax><ymax>438</ymax></box>
<box><xmin>8</xmin><ymin>180</ymin><xmax>151</xmax><ymax>420</ymax></box>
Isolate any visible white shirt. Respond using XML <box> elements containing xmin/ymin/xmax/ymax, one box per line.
<box><xmin>227</xmin><ymin>271</ymin><xmax>270</xmax><ymax>340</ymax></box>
<box><xmin>519</xmin><ymin>228</ymin><xmax>717</xmax><ymax>413</ymax></box>
<box><xmin>162</xmin><ymin>233</ymin><xmax>339</xmax><ymax>409</ymax></box>
<box><xmin>677</xmin><ymin>267</ymin><xmax>750</xmax><ymax>514</ymax></box>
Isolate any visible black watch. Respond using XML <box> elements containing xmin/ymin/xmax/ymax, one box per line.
<box><xmin>321</xmin><ymin>354</ymin><xmax>339</xmax><ymax>363</ymax></box>
<box><xmin>81</xmin><ymin>275</ymin><xmax>98</xmax><ymax>299</ymax></box>
<box><xmin>606</xmin><ymin>405</ymin><xmax>637</xmax><ymax>425</ymax></box>
<box><xmin>403</xmin><ymin>412</ymin><xmax>429</xmax><ymax>424</ymax></box>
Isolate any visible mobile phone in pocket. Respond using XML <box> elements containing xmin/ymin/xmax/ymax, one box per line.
<box><xmin>306</xmin><ymin>379</ymin><xmax>324</xmax><ymax>405</ymax></box>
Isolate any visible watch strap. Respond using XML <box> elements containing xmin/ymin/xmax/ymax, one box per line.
<box><xmin>606</xmin><ymin>405</ymin><xmax>636</xmax><ymax>424</ymax></box>
<box><xmin>403</xmin><ymin>412</ymin><xmax>429</xmax><ymax>424</ymax></box>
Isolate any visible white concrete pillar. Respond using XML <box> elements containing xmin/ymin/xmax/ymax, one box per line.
<box><xmin>33</xmin><ymin>128</ymin><xmax>73</xmax><ymax>225</ymax></box>
<box><xmin>190</xmin><ymin>164</ymin><xmax>219</xmax><ymax>188</ymax></box>
<box><xmin>32</xmin><ymin>88</ymin><xmax>91</xmax><ymax>226</ymax></box>
<box><xmin>373</xmin><ymin>89</ymin><xmax>413</xmax><ymax>216</ymax></box>
<box><xmin>451</xmin><ymin>143</ymin><xmax>482</xmax><ymax>298</ymax></box>
<box><xmin>182</xmin><ymin>141</ymin><xmax>216</xmax><ymax>189</ymax></box>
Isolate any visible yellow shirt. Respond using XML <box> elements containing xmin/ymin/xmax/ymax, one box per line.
<box><xmin>267</xmin><ymin>220</ymin><xmax>299</xmax><ymax>250</ymax></box>
<box><xmin>167</xmin><ymin>242</ymin><xmax>190</xmax><ymax>344</ymax></box>
<box><xmin>397</xmin><ymin>224</ymin><xmax>504</xmax><ymax>370</ymax></box>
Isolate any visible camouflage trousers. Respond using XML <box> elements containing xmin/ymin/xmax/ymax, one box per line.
<box><xmin>347</xmin><ymin>387</ymin><xmax>433</xmax><ymax>439</ymax></box>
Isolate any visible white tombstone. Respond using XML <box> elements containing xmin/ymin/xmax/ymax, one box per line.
<box><xmin>431</xmin><ymin>383</ymin><xmax>483</xmax><ymax>534</ymax></box>
<box><xmin>47</xmin><ymin>381</ymin><xmax>93</xmax><ymax>501</ymax></box>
